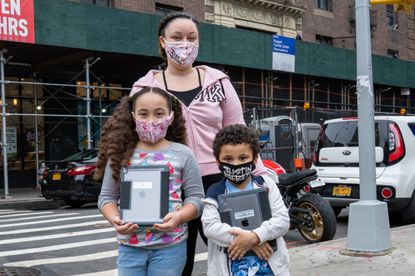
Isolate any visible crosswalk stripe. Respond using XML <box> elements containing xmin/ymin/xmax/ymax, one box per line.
<box><xmin>0</xmin><ymin>213</ymin><xmax>79</xmax><ymax>223</ymax></box>
<box><xmin>0</xmin><ymin>220</ymin><xmax>109</xmax><ymax>235</ymax></box>
<box><xmin>0</xmin><ymin>228</ymin><xmax>115</xmax><ymax>245</ymax></box>
<box><xmin>0</xmin><ymin>210</ymin><xmax>33</xmax><ymax>215</ymax></box>
<box><xmin>0</xmin><ymin>237</ymin><xmax>116</xmax><ymax>257</ymax></box>
<box><xmin>71</xmin><ymin>269</ymin><xmax>117</xmax><ymax>276</ymax></box>
<box><xmin>4</xmin><ymin>250</ymin><xmax>119</xmax><ymax>267</ymax></box>
<box><xmin>0</xmin><ymin>211</ymin><xmax>54</xmax><ymax>219</ymax></box>
<box><xmin>194</xmin><ymin>252</ymin><xmax>208</xmax><ymax>262</ymax></box>
<box><xmin>0</xmin><ymin>214</ymin><xmax>102</xmax><ymax>228</ymax></box>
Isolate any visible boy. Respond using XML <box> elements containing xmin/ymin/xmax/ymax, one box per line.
<box><xmin>201</xmin><ymin>124</ymin><xmax>290</xmax><ymax>276</ymax></box>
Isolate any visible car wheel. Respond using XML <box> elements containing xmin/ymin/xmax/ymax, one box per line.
<box><xmin>64</xmin><ymin>198</ymin><xmax>85</xmax><ymax>208</ymax></box>
<box><xmin>400</xmin><ymin>191</ymin><xmax>415</xmax><ymax>224</ymax></box>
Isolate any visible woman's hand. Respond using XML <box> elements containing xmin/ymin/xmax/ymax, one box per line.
<box><xmin>228</xmin><ymin>229</ymin><xmax>260</xmax><ymax>260</ymax></box>
<box><xmin>252</xmin><ymin>242</ymin><xmax>273</xmax><ymax>260</ymax></box>
<box><xmin>110</xmin><ymin>216</ymin><xmax>138</xmax><ymax>235</ymax></box>
<box><xmin>153</xmin><ymin>212</ymin><xmax>183</xmax><ymax>232</ymax></box>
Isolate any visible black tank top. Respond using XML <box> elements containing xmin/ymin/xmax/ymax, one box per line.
<box><xmin>162</xmin><ymin>68</ymin><xmax>202</xmax><ymax>107</ymax></box>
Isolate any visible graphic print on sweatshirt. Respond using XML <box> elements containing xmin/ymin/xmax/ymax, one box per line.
<box><xmin>194</xmin><ymin>82</ymin><xmax>226</xmax><ymax>103</ymax></box>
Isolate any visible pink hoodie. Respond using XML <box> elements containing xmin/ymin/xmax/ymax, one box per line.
<box><xmin>130</xmin><ymin>65</ymin><xmax>266</xmax><ymax>176</ymax></box>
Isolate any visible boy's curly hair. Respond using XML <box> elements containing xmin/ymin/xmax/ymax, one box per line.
<box><xmin>94</xmin><ymin>87</ymin><xmax>186</xmax><ymax>182</ymax></box>
<box><xmin>212</xmin><ymin>124</ymin><xmax>260</xmax><ymax>160</ymax></box>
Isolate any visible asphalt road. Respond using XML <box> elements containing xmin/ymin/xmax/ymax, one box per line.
<box><xmin>0</xmin><ymin>205</ymin><xmax>405</xmax><ymax>276</ymax></box>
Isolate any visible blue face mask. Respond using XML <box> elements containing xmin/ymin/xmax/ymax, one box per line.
<box><xmin>219</xmin><ymin>161</ymin><xmax>255</xmax><ymax>185</ymax></box>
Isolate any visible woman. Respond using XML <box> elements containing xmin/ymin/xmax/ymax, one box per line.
<box><xmin>129</xmin><ymin>12</ymin><xmax>266</xmax><ymax>276</ymax></box>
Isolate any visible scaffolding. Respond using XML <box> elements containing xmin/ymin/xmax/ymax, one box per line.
<box><xmin>0</xmin><ymin>49</ymin><xmax>131</xmax><ymax>198</ymax></box>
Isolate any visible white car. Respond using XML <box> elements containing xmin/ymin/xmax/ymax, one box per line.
<box><xmin>312</xmin><ymin>116</ymin><xmax>415</xmax><ymax>223</ymax></box>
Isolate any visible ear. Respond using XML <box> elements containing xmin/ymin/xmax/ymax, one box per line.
<box><xmin>168</xmin><ymin>111</ymin><xmax>175</xmax><ymax>125</ymax></box>
<box><xmin>253</xmin><ymin>154</ymin><xmax>259</xmax><ymax>164</ymax></box>
<box><xmin>131</xmin><ymin>112</ymin><xmax>136</xmax><ymax>120</ymax></box>
<box><xmin>159</xmin><ymin>36</ymin><xmax>166</xmax><ymax>49</ymax></box>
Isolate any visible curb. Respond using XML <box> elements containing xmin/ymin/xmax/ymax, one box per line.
<box><xmin>0</xmin><ymin>199</ymin><xmax>65</xmax><ymax>210</ymax></box>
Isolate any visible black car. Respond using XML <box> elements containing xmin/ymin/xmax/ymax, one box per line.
<box><xmin>41</xmin><ymin>149</ymin><xmax>101</xmax><ymax>208</ymax></box>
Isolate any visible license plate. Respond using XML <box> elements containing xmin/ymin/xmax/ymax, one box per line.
<box><xmin>309</xmin><ymin>178</ymin><xmax>325</xmax><ymax>188</ymax></box>
<box><xmin>52</xmin><ymin>173</ymin><xmax>61</xmax><ymax>181</ymax></box>
<box><xmin>332</xmin><ymin>186</ymin><xmax>352</xmax><ymax>197</ymax></box>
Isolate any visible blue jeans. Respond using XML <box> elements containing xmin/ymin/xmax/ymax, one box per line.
<box><xmin>117</xmin><ymin>241</ymin><xmax>187</xmax><ymax>276</ymax></box>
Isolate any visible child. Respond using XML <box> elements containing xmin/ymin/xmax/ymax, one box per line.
<box><xmin>201</xmin><ymin>124</ymin><xmax>290</xmax><ymax>276</ymax></box>
<box><xmin>95</xmin><ymin>87</ymin><xmax>205</xmax><ymax>276</ymax></box>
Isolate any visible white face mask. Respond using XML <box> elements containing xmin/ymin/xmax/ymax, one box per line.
<box><xmin>163</xmin><ymin>38</ymin><xmax>199</xmax><ymax>68</ymax></box>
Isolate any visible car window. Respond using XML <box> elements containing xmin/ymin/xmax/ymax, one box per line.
<box><xmin>409</xmin><ymin>124</ymin><xmax>415</xmax><ymax>136</ymax></box>
<box><xmin>62</xmin><ymin>149</ymin><xmax>98</xmax><ymax>162</ymax></box>
<box><xmin>319</xmin><ymin>121</ymin><xmax>382</xmax><ymax>148</ymax></box>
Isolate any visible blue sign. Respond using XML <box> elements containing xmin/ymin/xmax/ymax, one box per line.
<box><xmin>272</xmin><ymin>35</ymin><xmax>296</xmax><ymax>55</ymax></box>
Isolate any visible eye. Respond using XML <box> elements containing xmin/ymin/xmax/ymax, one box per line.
<box><xmin>223</xmin><ymin>157</ymin><xmax>232</xmax><ymax>162</ymax></box>
<box><xmin>240</xmin><ymin>156</ymin><xmax>249</xmax><ymax>161</ymax></box>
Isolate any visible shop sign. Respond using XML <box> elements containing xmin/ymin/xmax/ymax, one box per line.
<box><xmin>272</xmin><ymin>35</ymin><xmax>295</xmax><ymax>73</ymax></box>
<box><xmin>0</xmin><ymin>0</ymin><xmax>35</xmax><ymax>43</ymax></box>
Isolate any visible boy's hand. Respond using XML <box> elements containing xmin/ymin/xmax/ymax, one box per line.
<box><xmin>252</xmin><ymin>242</ymin><xmax>273</xmax><ymax>260</ymax></box>
<box><xmin>111</xmin><ymin>216</ymin><xmax>138</xmax><ymax>235</ymax></box>
<box><xmin>228</xmin><ymin>229</ymin><xmax>260</xmax><ymax>260</ymax></box>
<box><xmin>153</xmin><ymin>212</ymin><xmax>182</xmax><ymax>232</ymax></box>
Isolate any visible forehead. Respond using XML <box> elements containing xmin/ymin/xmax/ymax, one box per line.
<box><xmin>219</xmin><ymin>143</ymin><xmax>253</xmax><ymax>156</ymax></box>
<box><xmin>164</xmin><ymin>18</ymin><xmax>198</xmax><ymax>35</ymax></box>
<box><xmin>134</xmin><ymin>92</ymin><xmax>169</xmax><ymax>110</ymax></box>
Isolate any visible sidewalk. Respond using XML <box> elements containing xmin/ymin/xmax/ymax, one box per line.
<box><xmin>0</xmin><ymin>188</ymin><xmax>63</xmax><ymax>210</ymax></box>
<box><xmin>1</xmin><ymin>189</ymin><xmax>414</xmax><ymax>275</ymax></box>
<box><xmin>289</xmin><ymin>224</ymin><xmax>415</xmax><ymax>275</ymax></box>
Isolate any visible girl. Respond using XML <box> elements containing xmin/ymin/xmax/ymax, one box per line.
<box><xmin>129</xmin><ymin>12</ymin><xmax>268</xmax><ymax>275</ymax></box>
<box><xmin>95</xmin><ymin>87</ymin><xmax>205</xmax><ymax>276</ymax></box>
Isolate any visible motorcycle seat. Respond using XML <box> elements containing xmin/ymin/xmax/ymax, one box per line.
<box><xmin>278</xmin><ymin>169</ymin><xmax>317</xmax><ymax>186</ymax></box>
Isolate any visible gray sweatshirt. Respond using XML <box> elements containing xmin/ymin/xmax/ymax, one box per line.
<box><xmin>98</xmin><ymin>142</ymin><xmax>205</xmax><ymax>248</ymax></box>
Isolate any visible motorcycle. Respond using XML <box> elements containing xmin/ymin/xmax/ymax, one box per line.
<box><xmin>265</xmin><ymin>162</ymin><xmax>337</xmax><ymax>243</ymax></box>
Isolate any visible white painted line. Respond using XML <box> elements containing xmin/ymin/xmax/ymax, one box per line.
<box><xmin>0</xmin><ymin>220</ymin><xmax>109</xmax><ymax>235</ymax></box>
<box><xmin>0</xmin><ymin>210</ymin><xmax>34</xmax><ymax>215</ymax></box>
<box><xmin>194</xmin><ymin>252</ymin><xmax>208</xmax><ymax>262</ymax></box>
<box><xmin>4</xmin><ymin>250</ymin><xmax>119</xmax><ymax>267</ymax></box>
<box><xmin>0</xmin><ymin>213</ymin><xmax>78</xmax><ymax>222</ymax></box>
<box><xmin>71</xmin><ymin>269</ymin><xmax>117</xmax><ymax>276</ymax></box>
<box><xmin>0</xmin><ymin>228</ymin><xmax>115</xmax><ymax>245</ymax></box>
<box><xmin>0</xmin><ymin>214</ymin><xmax>102</xmax><ymax>228</ymax></box>
<box><xmin>0</xmin><ymin>211</ymin><xmax>54</xmax><ymax>219</ymax></box>
<box><xmin>0</xmin><ymin>237</ymin><xmax>116</xmax><ymax>257</ymax></box>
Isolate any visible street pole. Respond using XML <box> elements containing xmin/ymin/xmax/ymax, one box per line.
<box><xmin>0</xmin><ymin>50</ymin><xmax>9</xmax><ymax>198</ymax></box>
<box><xmin>345</xmin><ymin>0</ymin><xmax>391</xmax><ymax>253</ymax></box>
<box><xmin>85</xmin><ymin>58</ymin><xmax>92</xmax><ymax>150</ymax></box>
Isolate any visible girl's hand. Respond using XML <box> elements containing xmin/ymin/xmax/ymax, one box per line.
<box><xmin>111</xmin><ymin>216</ymin><xmax>138</xmax><ymax>235</ymax></box>
<box><xmin>228</xmin><ymin>229</ymin><xmax>260</xmax><ymax>260</ymax></box>
<box><xmin>153</xmin><ymin>212</ymin><xmax>182</xmax><ymax>232</ymax></box>
<box><xmin>252</xmin><ymin>242</ymin><xmax>273</xmax><ymax>260</ymax></box>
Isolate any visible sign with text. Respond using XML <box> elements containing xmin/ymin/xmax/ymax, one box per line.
<box><xmin>272</xmin><ymin>35</ymin><xmax>295</xmax><ymax>73</ymax></box>
<box><xmin>0</xmin><ymin>0</ymin><xmax>35</xmax><ymax>43</ymax></box>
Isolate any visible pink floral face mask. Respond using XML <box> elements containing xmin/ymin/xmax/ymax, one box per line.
<box><xmin>134</xmin><ymin>112</ymin><xmax>174</xmax><ymax>144</ymax></box>
<box><xmin>163</xmin><ymin>38</ymin><xmax>199</xmax><ymax>68</ymax></box>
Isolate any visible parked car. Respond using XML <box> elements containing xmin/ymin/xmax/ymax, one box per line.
<box><xmin>312</xmin><ymin>116</ymin><xmax>415</xmax><ymax>223</ymax></box>
<box><xmin>41</xmin><ymin>149</ymin><xmax>100</xmax><ymax>208</ymax></box>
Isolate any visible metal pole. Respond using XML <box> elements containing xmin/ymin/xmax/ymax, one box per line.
<box><xmin>345</xmin><ymin>0</ymin><xmax>391</xmax><ymax>253</ymax></box>
<box><xmin>85</xmin><ymin>58</ymin><xmax>92</xmax><ymax>150</ymax></box>
<box><xmin>1</xmin><ymin>50</ymin><xmax>9</xmax><ymax>198</ymax></box>
<box><xmin>33</xmin><ymin>73</ymin><xmax>40</xmax><ymax>190</ymax></box>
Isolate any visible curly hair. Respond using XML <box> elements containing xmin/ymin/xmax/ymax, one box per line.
<box><xmin>212</xmin><ymin>124</ymin><xmax>260</xmax><ymax>160</ymax></box>
<box><xmin>94</xmin><ymin>87</ymin><xmax>186</xmax><ymax>182</ymax></box>
<box><xmin>157</xmin><ymin>12</ymin><xmax>199</xmax><ymax>61</ymax></box>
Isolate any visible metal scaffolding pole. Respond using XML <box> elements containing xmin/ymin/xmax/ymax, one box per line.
<box><xmin>84</xmin><ymin>57</ymin><xmax>100</xmax><ymax>150</ymax></box>
<box><xmin>33</xmin><ymin>73</ymin><xmax>40</xmax><ymax>190</ymax></box>
<box><xmin>1</xmin><ymin>50</ymin><xmax>9</xmax><ymax>198</ymax></box>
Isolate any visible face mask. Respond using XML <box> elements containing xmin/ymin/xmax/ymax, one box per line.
<box><xmin>134</xmin><ymin>112</ymin><xmax>174</xmax><ymax>144</ymax></box>
<box><xmin>219</xmin><ymin>161</ymin><xmax>255</xmax><ymax>185</ymax></box>
<box><xmin>163</xmin><ymin>38</ymin><xmax>199</xmax><ymax>67</ymax></box>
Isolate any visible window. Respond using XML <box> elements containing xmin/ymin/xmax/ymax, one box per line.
<box><xmin>80</xmin><ymin>0</ymin><xmax>112</xmax><ymax>6</ymax></box>
<box><xmin>315</xmin><ymin>0</ymin><xmax>332</xmax><ymax>11</ymax></box>
<box><xmin>386</xmin><ymin>5</ymin><xmax>398</xmax><ymax>28</ymax></box>
<box><xmin>315</xmin><ymin>35</ymin><xmax>333</xmax><ymax>46</ymax></box>
<box><xmin>155</xmin><ymin>3</ymin><xmax>183</xmax><ymax>16</ymax></box>
<box><xmin>387</xmin><ymin>49</ymin><xmax>399</xmax><ymax>58</ymax></box>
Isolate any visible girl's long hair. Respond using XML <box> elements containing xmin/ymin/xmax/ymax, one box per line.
<box><xmin>94</xmin><ymin>87</ymin><xmax>186</xmax><ymax>182</ymax></box>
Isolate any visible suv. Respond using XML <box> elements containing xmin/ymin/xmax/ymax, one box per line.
<box><xmin>312</xmin><ymin>116</ymin><xmax>415</xmax><ymax>223</ymax></box>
